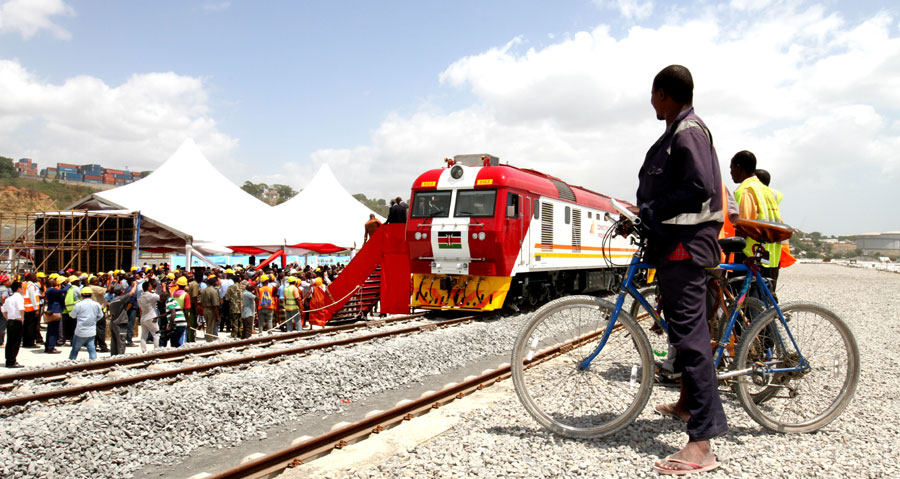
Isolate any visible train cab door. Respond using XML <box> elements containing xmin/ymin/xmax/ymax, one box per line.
<box><xmin>505</xmin><ymin>192</ymin><xmax>526</xmax><ymax>268</ymax></box>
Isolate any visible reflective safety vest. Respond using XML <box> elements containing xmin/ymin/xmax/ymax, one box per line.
<box><xmin>65</xmin><ymin>285</ymin><xmax>79</xmax><ymax>313</ymax></box>
<box><xmin>23</xmin><ymin>282</ymin><xmax>38</xmax><ymax>312</ymax></box>
<box><xmin>284</xmin><ymin>285</ymin><xmax>300</xmax><ymax>311</ymax></box>
<box><xmin>734</xmin><ymin>176</ymin><xmax>783</xmax><ymax>267</ymax></box>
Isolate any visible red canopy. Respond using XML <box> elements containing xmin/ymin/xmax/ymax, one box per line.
<box><xmin>228</xmin><ymin>243</ymin><xmax>347</xmax><ymax>255</ymax></box>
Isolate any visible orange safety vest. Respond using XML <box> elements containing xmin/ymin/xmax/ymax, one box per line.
<box><xmin>717</xmin><ymin>182</ymin><xmax>736</xmax><ymax>263</ymax></box>
<box><xmin>23</xmin><ymin>281</ymin><xmax>38</xmax><ymax>312</ymax></box>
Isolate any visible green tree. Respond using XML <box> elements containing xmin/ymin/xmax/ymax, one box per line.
<box><xmin>241</xmin><ymin>181</ymin><xmax>268</xmax><ymax>200</ymax></box>
<box><xmin>0</xmin><ymin>156</ymin><xmax>18</xmax><ymax>178</ymax></box>
<box><xmin>353</xmin><ymin>193</ymin><xmax>390</xmax><ymax>217</ymax></box>
<box><xmin>270</xmin><ymin>184</ymin><xmax>297</xmax><ymax>205</ymax></box>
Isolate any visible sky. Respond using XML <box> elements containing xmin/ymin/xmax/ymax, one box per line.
<box><xmin>0</xmin><ymin>0</ymin><xmax>898</xmax><ymax>236</ymax></box>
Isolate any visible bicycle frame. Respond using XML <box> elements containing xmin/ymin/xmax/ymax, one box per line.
<box><xmin>578</xmin><ymin>239</ymin><xmax>811</xmax><ymax>379</ymax></box>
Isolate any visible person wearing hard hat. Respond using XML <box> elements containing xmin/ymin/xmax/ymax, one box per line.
<box><xmin>256</xmin><ymin>274</ymin><xmax>276</xmax><ymax>334</ymax></box>
<box><xmin>69</xmin><ymin>286</ymin><xmax>103</xmax><ymax>361</ymax></box>
<box><xmin>21</xmin><ymin>272</ymin><xmax>43</xmax><ymax>348</ymax></box>
<box><xmin>42</xmin><ymin>277</ymin><xmax>65</xmax><ymax>354</ymax></box>
<box><xmin>62</xmin><ymin>275</ymin><xmax>81</xmax><ymax>344</ymax></box>
<box><xmin>164</xmin><ymin>276</ymin><xmax>191</xmax><ymax>347</ymax></box>
<box><xmin>283</xmin><ymin>276</ymin><xmax>303</xmax><ymax>332</ymax></box>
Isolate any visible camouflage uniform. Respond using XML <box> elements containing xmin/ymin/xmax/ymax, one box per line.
<box><xmin>225</xmin><ymin>280</ymin><xmax>245</xmax><ymax>338</ymax></box>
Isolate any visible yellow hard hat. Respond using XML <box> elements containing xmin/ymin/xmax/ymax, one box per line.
<box><xmin>176</xmin><ymin>277</ymin><xmax>188</xmax><ymax>286</ymax></box>
<box><xmin>225</xmin><ymin>268</ymin><xmax>234</xmax><ymax>274</ymax></box>
<box><xmin>48</xmin><ymin>273</ymin><xmax>59</xmax><ymax>279</ymax></box>
<box><xmin>166</xmin><ymin>273</ymin><xmax>175</xmax><ymax>280</ymax></box>
<box><xmin>130</xmin><ymin>266</ymin><xmax>138</xmax><ymax>271</ymax></box>
<box><xmin>208</xmin><ymin>274</ymin><xmax>216</xmax><ymax>279</ymax></box>
<box><xmin>260</xmin><ymin>274</ymin><xmax>270</xmax><ymax>282</ymax></box>
<box><xmin>80</xmin><ymin>286</ymin><xmax>93</xmax><ymax>295</ymax></box>
<box><xmin>286</xmin><ymin>276</ymin><xmax>296</xmax><ymax>283</ymax></box>
<box><xmin>315</xmin><ymin>277</ymin><xmax>323</xmax><ymax>285</ymax></box>
<box><xmin>68</xmin><ymin>275</ymin><xmax>79</xmax><ymax>282</ymax></box>
<box><xmin>174</xmin><ymin>269</ymin><xmax>180</xmax><ymax>274</ymax></box>
<box><xmin>36</xmin><ymin>272</ymin><xmax>46</xmax><ymax>278</ymax></box>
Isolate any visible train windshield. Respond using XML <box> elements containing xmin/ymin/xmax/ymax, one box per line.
<box><xmin>411</xmin><ymin>191</ymin><xmax>452</xmax><ymax>218</ymax></box>
<box><xmin>454</xmin><ymin>190</ymin><xmax>496</xmax><ymax>217</ymax></box>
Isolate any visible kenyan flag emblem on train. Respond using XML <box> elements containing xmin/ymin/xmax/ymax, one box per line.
<box><xmin>437</xmin><ymin>231</ymin><xmax>462</xmax><ymax>249</ymax></box>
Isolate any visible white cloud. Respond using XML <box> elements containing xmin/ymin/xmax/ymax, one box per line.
<box><xmin>202</xmin><ymin>1</ymin><xmax>231</xmax><ymax>12</ymax></box>
<box><xmin>0</xmin><ymin>0</ymin><xmax>74</xmax><ymax>40</ymax></box>
<box><xmin>594</xmin><ymin>0</ymin><xmax>654</xmax><ymax>20</ymax></box>
<box><xmin>272</xmin><ymin>2</ymin><xmax>899</xmax><ymax>235</ymax></box>
<box><xmin>0</xmin><ymin>59</ymin><xmax>237</xmax><ymax>173</ymax></box>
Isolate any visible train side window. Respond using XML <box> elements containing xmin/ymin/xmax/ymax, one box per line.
<box><xmin>587</xmin><ymin>211</ymin><xmax>592</xmax><ymax>219</ymax></box>
<box><xmin>506</xmin><ymin>193</ymin><xmax>520</xmax><ymax>218</ymax></box>
<box><xmin>533</xmin><ymin>199</ymin><xmax>540</xmax><ymax>219</ymax></box>
<box><xmin>565</xmin><ymin>206</ymin><xmax>571</xmax><ymax>224</ymax></box>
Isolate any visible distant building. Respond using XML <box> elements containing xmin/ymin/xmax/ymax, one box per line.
<box><xmin>855</xmin><ymin>232</ymin><xmax>900</xmax><ymax>256</ymax></box>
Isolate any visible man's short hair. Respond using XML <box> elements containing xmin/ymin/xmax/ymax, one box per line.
<box><xmin>10</xmin><ymin>281</ymin><xmax>21</xmax><ymax>293</ymax></box>
<box><xmin>755</xmin><ymin>169</ymin><xmax>771</xmax><ymax>186</ymax></box>
<box><xmin>731</xmin><ymin>150</ymin><xmax>757</xmax><ymax>173</ymax></box>
<box><xmin>652</xmin><ymin>65</ymin><xmax>693</xmax><ymax>104</ymax></box>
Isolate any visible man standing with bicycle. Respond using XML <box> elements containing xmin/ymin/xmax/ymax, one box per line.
<box><xmin>637</xmin><ymin>65</ymin><xmax>727</xmax><ymax>474</ymax></box>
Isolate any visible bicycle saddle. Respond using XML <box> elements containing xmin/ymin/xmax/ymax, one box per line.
<box><xmin>717</xmin><ymin>236</ymin><xmax>746</xmax><ymax>253</ymax></box>
<box><xmin>733</xmin><ymin>218</ymin><xmax>794</xmax><ymax>243</ymax></box>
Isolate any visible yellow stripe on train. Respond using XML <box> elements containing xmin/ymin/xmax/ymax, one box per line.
<box><xmin>411</xmin><ymin>274</ymin><xmax>511</xmax><ymax>311</ymax></box>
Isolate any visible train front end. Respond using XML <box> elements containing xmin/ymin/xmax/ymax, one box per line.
<box><xmin>406</xmin><ymin>155</ymin><xmax>524</xmax><ymax>311</ymax></box>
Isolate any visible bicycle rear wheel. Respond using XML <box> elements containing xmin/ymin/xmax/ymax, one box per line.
<box><xmin>732</xmin><ymin>302</ymin><xmax>859</xmax><ymax>433</ymax></box>
<box><xmin>511</xmin><ymin>295</ymin><xmax>653</xmax><ymax>438</ymax></box>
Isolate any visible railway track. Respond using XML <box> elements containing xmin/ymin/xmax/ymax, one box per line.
<box><xmin>193</xmin><ymin>321</ymin><xmax>598</xmax><ymax>479</ymax></box>
<box><xmin>0</xmin><ymin>312</ymin><xmax>483</xmax><ymax>411</ymax></box>
<box><xmin>0</xmin><ymin>313</ymin><xmax>428</xmax><ymax>387</ymax></box>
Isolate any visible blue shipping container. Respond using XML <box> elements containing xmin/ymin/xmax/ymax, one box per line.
<box><xmin>84</xmin><ymin>179</ymin><xmax>101</xmax><ymax>184</ymax></box>
<box><xmin>58</xmin><ymin>167</ymin><xmax>78</xmax><ymax>172</ymax></box>
<box><xmin>114</xmin><ymin>173</ymin><xmax>130</xmax><ymax>179</ymax></box>
<box><xmin>60</xmin><ymin>173</ymin><xmax>83</xmax><ymax>180</ymax></box>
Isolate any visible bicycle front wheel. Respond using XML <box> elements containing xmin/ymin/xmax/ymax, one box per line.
<box><xmin>732</xmin><ymin>301</ymin><xmax>859</xmax><ymax>433</ymax></box>
<box><xmin>511</xmin><ymin>295</ymin><xmax>653</xmax><ymax>438</ymax></box>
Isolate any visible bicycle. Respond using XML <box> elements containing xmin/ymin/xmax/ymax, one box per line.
<box><xmin>511</xmin><ymin>199</ymin><xmax>859</xmax><ymax>437</ymax></box>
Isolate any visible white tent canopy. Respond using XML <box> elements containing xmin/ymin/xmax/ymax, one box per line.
<box><xmin>70</xmin><ymin>139</ymin><xmax>385</xmax><ymax>256</ymax></box>
<box><xmin>70</xmin><ymin>139</ymin><xmax>272</xmax><ymax>253</ymax></box>
<box><xmin>229</xmin><ymin>164</ymin><xmax>385</xmax><ymax>254</ymax></box>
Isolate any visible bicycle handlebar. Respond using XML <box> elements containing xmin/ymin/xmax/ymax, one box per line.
<box><xmin>610</xmin><ymin>198</ymin><xmax>640</xmax><ymax>225</ymax></box>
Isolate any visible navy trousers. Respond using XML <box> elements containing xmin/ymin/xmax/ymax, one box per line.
<box><xmin>657</xmin><ymin>260</ymin><xmax>728</xmax><ymax>442</ymax></box>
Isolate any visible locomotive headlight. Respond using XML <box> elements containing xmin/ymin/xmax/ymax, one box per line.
<box><xmin>422</xmin><ymin>232</ymin><xmax>427</xmax><ymax>239</ymax></box>
<box><xmin>450</xmin><ymin>164</ymin><xmax>464</xmax><ymax>179</ymax></box>
<box><xmin>415</xmin><ymin>232</ymin><xmax>422</xmax><ymax>240</ymax></box>
<box><xmin>478</xmin><ymin>232</ymin><xmax>486</xmax><ymax>240</ymax></box>
<box><xmin>472</xmin><ymin>233</ymin><xmax>478</xmax><ymax>239</ymax></box>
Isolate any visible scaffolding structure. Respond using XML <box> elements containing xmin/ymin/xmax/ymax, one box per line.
<box><xmin>0</xmin><ymin>210</ymin><xmax>138</xmax><ymax>273</ymax></box>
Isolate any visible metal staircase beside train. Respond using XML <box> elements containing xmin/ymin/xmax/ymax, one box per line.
<box><xmin>329</xmin><ymin>266</ymin><xmax>382</xmax><ymax>323</ymax></box>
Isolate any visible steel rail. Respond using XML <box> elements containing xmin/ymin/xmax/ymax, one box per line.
<box><xmin>0</xmin><ymin>314</ymin><xmax>471</xmax><ymax>410</ymax></box>
<box><xmin>201</xmin><ymin>323</ymin><xmax>595</xmax><ymax>479</ymax></box>
<box><xmin>0</xmin><ymin>313</ymin><xmax>426</xmax><ymax>385</ymax></box>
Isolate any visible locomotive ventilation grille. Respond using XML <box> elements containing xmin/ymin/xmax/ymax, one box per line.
<box><xmin>550</xmin><ymin>179</ymin><xmax>576</xmax><ymax>201</ymax></box>
<box><xmin>541</xmin><ymin>202</ymin><xmax>554</xmax><ymax>251</ymax></box>
<box><xmin>572</xmin><ymin>208</ymin><xmax>581</xmax><ymax>252</ymax></box>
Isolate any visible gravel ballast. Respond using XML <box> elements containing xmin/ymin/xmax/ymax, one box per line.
<box><xmin>306</xmin><ymin>263</ymin><xmax>898</xmax><ymax>479</ymax></box>
<box><xmin>0</xmin><ymin>314</ymin><xmax>527</xmax><ymax>479</ymax></box>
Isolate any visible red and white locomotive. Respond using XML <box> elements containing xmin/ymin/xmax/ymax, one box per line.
<box><xmin>407</xmin><ymin>154</ymin><xmax>636</xmax><ymax>311</ymax></box>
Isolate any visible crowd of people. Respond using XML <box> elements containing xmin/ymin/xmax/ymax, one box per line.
<box><xmin>0</xmin><ymin>262</ymin><xmax>346</xmax><ymax>368</ymax></box>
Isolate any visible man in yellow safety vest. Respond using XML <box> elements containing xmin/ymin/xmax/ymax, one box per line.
<box><xmin>729</xmin><ymin>150</ymin><xmax>784</xmax><ymax>290</ymax></box>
